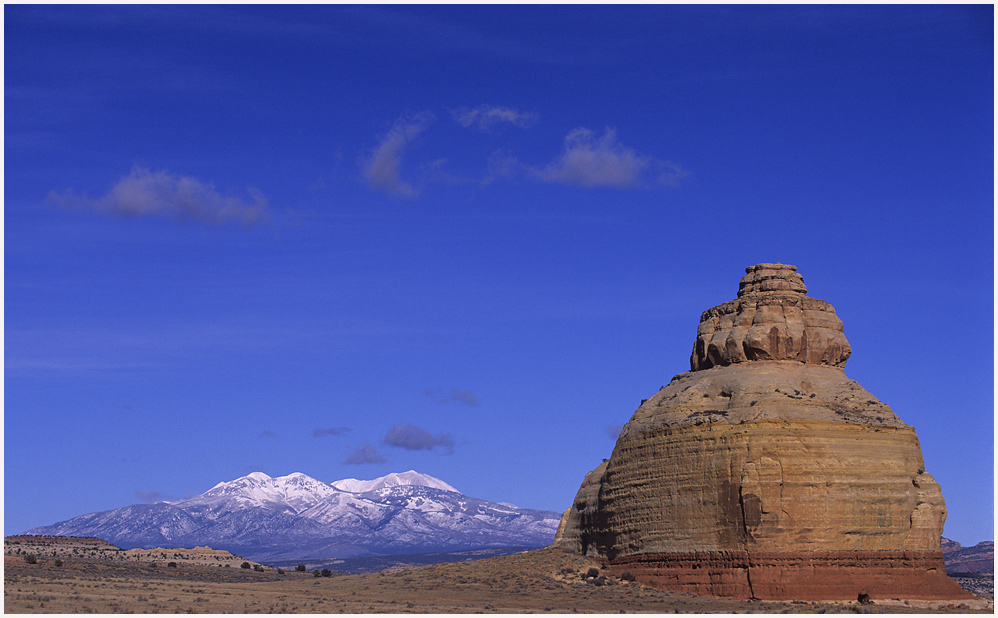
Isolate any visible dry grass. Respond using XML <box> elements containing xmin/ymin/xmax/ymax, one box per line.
<box><xmin>4</xmin><ymin>537</ymin><xmax>991</xmax><ymax>614</ymax></box>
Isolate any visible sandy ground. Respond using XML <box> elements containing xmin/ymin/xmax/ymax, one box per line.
<box><xmin>4</xmin><ymin>537</ymin><xmax>991</xmax><ymax>614</ymax></box>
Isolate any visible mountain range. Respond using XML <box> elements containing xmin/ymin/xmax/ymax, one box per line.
<box><xmin>25</xmin><ymin>470</ymin><xmax>562</xmax><ymax>563</ymax></box>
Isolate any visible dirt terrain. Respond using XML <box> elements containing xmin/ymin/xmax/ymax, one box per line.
<box><xmin>4</xmin><ymin>536</ymin><xmax>991</xmax><ymax>614</ymax></box>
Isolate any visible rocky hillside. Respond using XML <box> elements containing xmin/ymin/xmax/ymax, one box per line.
<box><xmin>943</xmin><ymin>539</ymin><xmax>995</xmax><ymax>575</ymax></box>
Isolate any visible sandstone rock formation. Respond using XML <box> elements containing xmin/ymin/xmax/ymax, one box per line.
<box><xmin>691</xmin><ymin>263</ymin><xmax>851</xmax><ymax>370</ymax></box>
<box><xmin>555</xmin><ymin>263</ymin><xmax>972</xmax><ymax>601</ymax></box>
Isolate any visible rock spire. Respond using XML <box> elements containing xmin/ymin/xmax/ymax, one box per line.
<box><xmin>691</xmin><ymin>263</ymin><xmax>850</xmax><ymax>371</ymax></box>
<box><xmin>555</xmin><ymin>263</ymin><xmax>972</xmax><ymax>602</ymax></box>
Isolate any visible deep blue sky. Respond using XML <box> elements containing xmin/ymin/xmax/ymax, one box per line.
<box><xmin>5</xmin><ymin>5</ymin><xmax>993</xmax><ymax>545</ymax></box>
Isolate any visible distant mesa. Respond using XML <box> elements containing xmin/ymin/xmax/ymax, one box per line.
<box><xmin>4</xmin><ymin>534</ymin><xmax>262</xmax><ymax>569</ymax></box>
<box><xmin>555</xmin><ymin>263</ymin><xmax>974</xmax><ymax>601</ymax></box>
<box><xmin>942</xmin><ymin>538</ymin><xmax>996</xmax><ymax>576</ymax></box>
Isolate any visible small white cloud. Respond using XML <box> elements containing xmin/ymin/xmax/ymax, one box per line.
<box><xmin>135</xmin><ymin>489</ymin><xmax>171</xmax><ymax>504</ymax></box>
<box><xmin>451</xmin><ymin>105</ymin><xmax>537</xmax><ymax>131</ymax></box>
<box><xmin>534</xmin><ymin>128</ymin><xmax>646</xmax><ymax>188</ymax></box>
<box><xmin>448</xmin><ymin>388</ymin><xmax>479</xmax><ymax>407</ymax></box>
<box><xmin>383</xmin><ymin>423</ymin><xmax>455</xmax><ymax>453</ymax></box>
<box><xmin>343</xmin><ymin>443</ymin><xmax>387</xmax><ymax>465</ymax></box>
<box><xmin>534</xmin><ymin>127</ymin><xmax>688</xmax><ymax>189</ymax></box>
<box><xmin>312</xmin><ymin>426</ymin><xmax>351</xmax><ymax>438</ymax></box>
<box><xmin>362</xmin><ymin>112</ymin><xmax>434</xmax><ymax>197</ymax></box>
<box><xmin>47</xmin><ymin>166</ymin><xmax>269</xmax><ymax>225</ymax></box>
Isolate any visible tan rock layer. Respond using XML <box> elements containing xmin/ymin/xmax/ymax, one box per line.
<box><xmin>604</xmin><ymin>550</ymin><xmax>974</xmax><ymax>601</ymax></box>
<box><xmin>627</xmin><ymin>362</ymin><xmax>905</xmax><ymax>431</ymax></box>
<box><xmin>564</xmin><ymin>420</ymin><xmax>945</xmax><ymax>559</ymax></box>
<box><xmin>691</xmin><ymin>294</ymin><xmax>852</xmax><ymax>370</ymax></box>
<box><xmin>551</xmin><ymin>508</ymin><xmax>573</xmax><ymax>548</ymax></box>
<box><xmin>691</xmin><ymin>263</ymin><xmax>851</xmax><ymax>371</ymax></box>
<box><xmin>553</xmin><ymin>461</ymin><xmax>607</xmax><ymax>554</ymax></box>
<box><xmin>737</xmin><ymin>263</ymin><xmax>808</xmax><ymax>296</ymax></box>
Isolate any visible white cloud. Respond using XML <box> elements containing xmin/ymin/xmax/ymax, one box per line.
<box><xmin>362</xmin><ymin>112</ymin><xmax>434</xmax><ymax>197</ymax></box>
<box><xmin>359</xmin><ymin>113</ymin><xmax>685</xmax><ymax>196</ymax></box>
<box><xmin>383</xmin><ymin>423</ymin><xmax>455</xmax><ymax>453</ymax></box>
<box><xmin>135</xmin><ymin>489</ymin><xmax>172</xmax><ymax>503</ymax></box>
<box><xmin>47</xmin><ymin>166</ymin><xmax>269</xmax><ymax>225</ymax></box>
<box><xmin>534</xmin><ymin>128</ymin><xmax>646</xmax><ymax>187</ymax></box>
<box><xmin>312</xmin><ymin>427</ymin><xmax>352</xmax><ymax>438</ymax></box>
<box><xmin>534</xmin><ymin>127</ymin><xmax>688</xmax><ymax>189</ymax></box>
<box><xmin>451</xmin><ymin>105</ymin><xmax>537</xmax><ymax>131</ymax></box>
<box><xmin>343</xmin><ymin>443</ymin><xmax>388</xmax><ymax>465</ymax></box>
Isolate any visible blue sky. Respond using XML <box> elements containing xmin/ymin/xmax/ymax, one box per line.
<box><xmin>4</xmin><ymin>5</ymin><xmax>993</xmax><ymax>546</ymax></box>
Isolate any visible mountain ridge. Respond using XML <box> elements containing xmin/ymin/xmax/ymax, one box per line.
<box><xmin>25</xmin><ymin>470</ymin><xmax>560</xmax><ymax>563</ymax></box>
<box><xmin>942</xmin><ymin>538</ymin><xmax>995</xmax><ymax>575</ymax></box>
<box><xmin>330</xmin><ymin>470</ymin><xmax>459</xmax><ymax>494</ymax></box>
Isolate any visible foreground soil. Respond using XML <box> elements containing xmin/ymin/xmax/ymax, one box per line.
<box><xmin>4</xmin><ymin>538</ymin><xmax>991</xmax><ymax>614</ymax></box>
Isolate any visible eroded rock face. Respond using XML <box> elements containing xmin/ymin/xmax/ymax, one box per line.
<box><xmin>556</xmin><ymin>264</ymin><xmax>971</xmax><ymax>601</ymax></box>
<box><xmin>691</xmin><ymin>263</ymin><xmax>851</xmax><ymax>371</ymax></box>
<box><xmin>551</xmin><ymin>462</ymin><xmax>606</xmax><ymax>552</ymax></box>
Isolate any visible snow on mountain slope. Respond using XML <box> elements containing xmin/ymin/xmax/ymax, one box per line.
<box><xmin>189</xmin><ymin>471</ymin><xmax>340</xmax><ymax>514</ymax></box>
<box><xmin>24</xmin><ymin>470</ymin><xmax>559</xmax><ymax>563</ymax></box>
<box><xmin>25</xmin><ymin>503</ymin><xmax>202</xmax><ymax>547</ymax></box>
<box><xmin>331</xmin><ymin>470</ymin><xmax>458</xmax><ymax>494</ymax></box>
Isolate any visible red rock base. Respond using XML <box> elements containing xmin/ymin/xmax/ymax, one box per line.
<box><xmin>605</xmin><ymin>550</ymin><xmax>974</xmax><ymax>601</ymax></box>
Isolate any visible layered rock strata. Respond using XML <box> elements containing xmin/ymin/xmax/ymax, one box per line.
<box><xmin>691</xmin><ymin>263</ymin><xmax>851</xmax><ymax>370</ymax></box>
<box><xmin>555</xmin><ymin>263</ymin><xmax>971</xmax><ymax>601</ymax></box>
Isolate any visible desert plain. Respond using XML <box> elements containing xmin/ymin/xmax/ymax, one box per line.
<box><xmin>3</xmin><ymin>536</ymin><xmax>991</xmax><ymax>614</ymax></box>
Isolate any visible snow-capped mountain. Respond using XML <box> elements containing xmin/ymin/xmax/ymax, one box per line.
<box><xmin>331</xmin><ymin>470</ymin><xmax>458</xmax><ymax>494</ymax></box>
<box><xmin>25</xmin><ymin>471</ymin><xmax>561</xmax><ymax>563</ymax></box>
